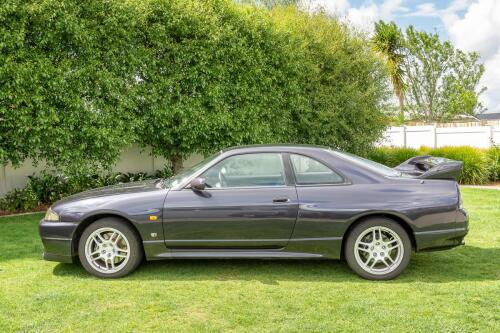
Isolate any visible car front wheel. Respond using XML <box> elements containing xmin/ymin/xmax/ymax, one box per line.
<box><xmin>78</xmin><ymin>218</ymin><xmax>143</xmax><ymax>278</ymax></box>
<box><xmin>345</xmin><ymin>218</ymin><xmax>411</xmax><ymax>280</ymax></box>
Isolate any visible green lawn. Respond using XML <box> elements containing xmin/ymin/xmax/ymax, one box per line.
<box><xmin>0</xmin><ymin>188</ymin><xmax>499</xmax><ymax>332</ymax></box>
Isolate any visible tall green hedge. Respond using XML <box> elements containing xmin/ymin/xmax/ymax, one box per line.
<box><xmin>0</xmin><ymin>0</ymin><xmax>389</xmax><ymax>174</ymax></box>
<box><xmin>269</xmin><ymin>8</ymin><xmax>390</xmax><ymax>155</ymax></box>
<box><xmin>0</xmin><ymin>0</ymin><xmax>142</xmax><ymax>173</ymax></box>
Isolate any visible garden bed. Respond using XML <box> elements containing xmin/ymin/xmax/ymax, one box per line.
<box><xmin>0</xmin><ymin>205</ymin><xmax>48</xmax><ymax>217</ymax></box>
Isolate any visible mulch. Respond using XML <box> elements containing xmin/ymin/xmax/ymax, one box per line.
<box><xmin>0</xmin><ymin>205</ymin><xmax>48</xmax><ymax>217</ymax></box>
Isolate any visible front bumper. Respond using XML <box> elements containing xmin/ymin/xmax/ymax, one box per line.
<box><xmin>39</xmin><ymin>220</ymin><xmax>79</xmax><ymax>263</ymax></box>
<box><xmin>414</xmin><ymin>208</ymin><xmax>469</xmax><ymax>251</ymax></box>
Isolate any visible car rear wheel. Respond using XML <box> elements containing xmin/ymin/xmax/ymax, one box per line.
<box><xmin>345</xmin><ymin>218</ymin><xmax>411</xmax><ymax>280</ymax></box>
<box><xmin>78</xmin><ymin>218</ymin><xmax>143</xmax><ymax>278</ymax></box>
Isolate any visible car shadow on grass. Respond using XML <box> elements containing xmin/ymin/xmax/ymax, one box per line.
<box><xmin>51</xmin><ymin>245</ymin><xmax>499</xmax><ymax>284</ymax></box>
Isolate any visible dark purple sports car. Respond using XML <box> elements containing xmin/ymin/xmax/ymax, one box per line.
<box><xmin>39</xmin><ymin>145</ymin><xmax>468</xmax><ymax>280</ymax></box>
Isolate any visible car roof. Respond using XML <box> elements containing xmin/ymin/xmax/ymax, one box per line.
<box><xmin>221</xmin><ymin>144</ymin><xmax>331</xmax><ymax>153</ymax></box>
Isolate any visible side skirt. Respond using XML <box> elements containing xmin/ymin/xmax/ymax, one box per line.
<box><xmin>153</xmin><ymin>250</ymin><xmax>324</xmax><ymax>259</ymax></box>
<box><xmin>142</xmin><ymin>237</ymin><xmax>343</xmax><ymax>260</ymax></box>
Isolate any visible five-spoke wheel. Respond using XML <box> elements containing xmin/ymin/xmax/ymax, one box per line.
<box><xmin>345</xmin><ymin>218</ymin><xmax>411</xmax><ymax>280</ymax></box>
<box><xmin>78</xmin><ymin>218</ymin><xmax>143</xmax><ymax>278</ymax></box>
<box><xmin>84</xmin><ymin>227</ymin><xmax>131</xmax><ymax>274</ymax></box>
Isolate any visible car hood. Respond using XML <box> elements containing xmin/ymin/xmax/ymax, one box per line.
<box><xmin>54</xmin><ymin>179</ymin><xmax>166</xmax><ymax>206</ymax></box>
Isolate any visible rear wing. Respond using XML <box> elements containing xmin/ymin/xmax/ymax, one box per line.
<box><xmin>394</xmin><ymin>155</ymin><xmax>463</xmax><ymax>180</ymax></box>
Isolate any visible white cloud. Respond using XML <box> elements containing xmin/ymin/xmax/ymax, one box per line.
<box><xmin>405</xmin><ymin>0</ymin><xmax>473</xmax><ymax>18</ymax></box>
<box><xmin>442</xmin><ymin>0</ymin><xmax>500</xmax><ymax>112</ymax></box>
<box><xmin>409</xmin><ymin>2</ymin><xmax>438</xmax><ymax>17</ymax></box>
<box><xmin>307</xmin><ymin>0</ymin><xmax>406</xmax><ymax>32</ymax></box>
<box><xmin>308</xmin><ymin>0</ymin><xmax>351</xmax><ymax>14</ymax></box>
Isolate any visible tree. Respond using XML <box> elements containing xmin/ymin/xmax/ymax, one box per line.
<box><xmin>271</xmin><ymin>8</ymin><xmax>390</xmax><ymax>155</ymax></box>
<box><xmin>134</xmin><ymin>0</ymin><xmax>306</xmax><ymax>172</ymax></box>
<box><xmin>136</xmin><ymin>2</ymin><xmax>390</xmax><ymax>171</ymax></box>
<box><xmin>403</xmin><ymin>26</ymin><xmax>486</xmax><ymax>121</ymax></box>
<box><xmin>0</xmin><ymin>0</ymin><xmax>142</xmax><ymax>174</ymax></box>
<box><xmin>372</xmin><ymin>21</ymin><xmax>406</xmax><ymax>122</ymax></box>
<box><xmin>235</xmin><ymin>0</ymin><xmax>302</xmax><ymax>9</ymax></box>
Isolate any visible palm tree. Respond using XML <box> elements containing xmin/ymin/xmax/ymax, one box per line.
<box><xmin>372</xmin><ymin>20</ymin><xmax>406</xmax><ymax>122</ymax></box>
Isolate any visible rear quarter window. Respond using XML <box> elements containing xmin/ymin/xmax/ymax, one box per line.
<box><xmin>290</xmin><ymin>154</ymin><xmax>344</xmax><ymax>185</ymax></box>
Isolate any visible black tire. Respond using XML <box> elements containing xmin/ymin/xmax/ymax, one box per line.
<box><xmin>78</xmin><ymin>218</ymin><xmax>143</xmax><ymax>278</ymax></box>
<box><xmin>345</xmin><ymin>218</ymin><xmax>412</xmax><ymax>280</ymax></box>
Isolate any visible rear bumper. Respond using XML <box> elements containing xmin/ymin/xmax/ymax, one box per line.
<box><xmin>39</xmin><ymin>220</ymin><xmax>79</xmax><ymax>263</ymax></box>
<box><xmin>414</xmin><ymin>208</ymin><xmax>469</xmax><ymax>251</ymax></box>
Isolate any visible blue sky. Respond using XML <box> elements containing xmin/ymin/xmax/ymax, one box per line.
<box><xmin>309</xmin><ymin>0</ymin><xmax>500</xmax><ymax>113</ymax></box>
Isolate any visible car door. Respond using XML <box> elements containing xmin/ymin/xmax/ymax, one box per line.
<box><xmin>162</xmin><ymin>152</ymin><xmax>299</xmax><ymax>248</ymax></box>
<box><xmin>287</xmin><ymin>153</ymin><xmax>349</xmax><ymax>241</ymax></box>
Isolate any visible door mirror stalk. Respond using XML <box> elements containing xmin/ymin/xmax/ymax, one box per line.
<box><xmin>190</xmin><ymin>177</ymin><xmax>207</xmax><ymax>191</ymax></box>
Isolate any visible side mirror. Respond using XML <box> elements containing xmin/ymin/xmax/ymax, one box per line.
<box><xmin>190</xmin><ymin>177</ymin><xmax>207</xmax><ymax>191</ymax></box>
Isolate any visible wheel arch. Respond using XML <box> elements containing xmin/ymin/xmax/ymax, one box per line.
<box><xmin>340</xmin><ymin>212</ymin><xmax>416</xmax><ymax>259</ymax></box>
<box><xmin>71</xmin><ymin>213</ymin><xmax>143</xmax><ymax>256</ymax></box>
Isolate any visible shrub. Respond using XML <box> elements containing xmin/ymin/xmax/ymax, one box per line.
<box><xmin>153</xmin><ymin>166</ymin><xmax>174</xmax><ymax>180</ymax></box>
<box><xmin>0</xmin><ymin>187</ymin><xmax>39</xmax><ymax>212</ymax></box>
<box><xmin>27</xmin><ymin>174</ymin><xmax>73</xmax><ymax>204</ymax></box>
<box><xmin>0</xmin><ymin>169</ymin><xmax>173</xmax><ymax>213</ymax></box>
<box><xmin>418</xmin><ymin>146</ymin><xmax>433</xmax><ymax>155</ymax></box>
<box><xmin>366</xmin><ymin>147</ymin><xmax>419</xmax><ymax>167</ymax></box>
<box><xmin>485</xmin><ymin>146</ymin><xmax>500</xmax><ymax>182</ymax></box>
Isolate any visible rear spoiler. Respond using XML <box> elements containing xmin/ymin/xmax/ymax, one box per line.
<box><xmin>394</xmin><ymin>155</ymin><xmax>463</xmax><ymax>180</ymax></box>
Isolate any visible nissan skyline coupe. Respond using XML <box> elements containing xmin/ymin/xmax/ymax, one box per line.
<box><xmin>39</xmin><ymin>145</ymin><xmax>468</xmax><ymax>280</ymax></box>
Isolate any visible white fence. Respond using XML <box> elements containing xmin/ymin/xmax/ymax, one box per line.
<box><xmin>379</xmin><ymin>125</ymin><xmax>500</xmax><ymax>149</ymax></box>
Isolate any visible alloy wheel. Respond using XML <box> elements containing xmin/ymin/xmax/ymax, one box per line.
<box><xmin>353</xmin><ymin>226</ymin><xmax>404</xmax><ymax>275</ymax></box>
<box><xmin>84</xmin><ymin>227</ymin><xmax>131</xmax><ymax>274</ymax></box>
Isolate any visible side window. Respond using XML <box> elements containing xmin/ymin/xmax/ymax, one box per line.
<box><xmin>290</xmin><ymin>154</ymin><xmax>343</xmax><ymax>185</ymax></box>
<box><xmin>201</xmin><ymin>153</ymin><xmax>286</xmax><ymax>188</ymax></box>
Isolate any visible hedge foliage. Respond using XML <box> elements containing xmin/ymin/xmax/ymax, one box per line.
<box><xmin>485</xmin><ymin>146</ymin><xmax>500</xmax><ymax>182</ymax></box>
<box><xmin>0</xmin><ymin>0</ymin><xmax>389</xmax><ymax>174</ymax></box>
<box><xmin>268</xmin><ymin>8</ymin><xmax>390</xmax><ymax>154</ymax></box>
<box><xmin>367</xmin><ymin>146</ymin><xmax>498</xmax><ymax>185</ymax></box>
<box><xmin>366</xmin><ymin>147</ymin><xmax>419</xmax><ymax>168</ymax></box>
<box><xmin>0</xmin><ymin>0</ymin><xmax>142</xmax><ymax>173</ymax></box>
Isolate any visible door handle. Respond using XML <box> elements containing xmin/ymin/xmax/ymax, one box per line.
<box><xmin>273</xmin><ymin>197</ymin><xmax>290</xmax><ymax>203</ymax></box>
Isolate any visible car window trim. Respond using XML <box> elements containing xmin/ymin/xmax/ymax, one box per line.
<box><xmin>181</xmin><ymin>184</ymin><xmax>293</xmax><ymax>191</ymax></box>
<box><xmin>181</xmin><ymin>152</ymin><xmax>291</xmax><ymax>190</ymax></box>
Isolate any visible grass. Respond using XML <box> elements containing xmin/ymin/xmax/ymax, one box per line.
<box><xmin>0</xmin><ymin>188</ymin><xmax>499</xmax><ymax>332</ymax></box>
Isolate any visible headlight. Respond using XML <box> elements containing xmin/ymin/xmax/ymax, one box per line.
<box><xmin>44</xmin><ymin>208</ymin><xmax>60</xmax><ymax>222</ymax></box>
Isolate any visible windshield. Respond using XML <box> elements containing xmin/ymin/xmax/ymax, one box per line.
<box><xmin>327</xmin><ymin>149</ymin><xmax>403</xmax><ymax>177</ymax></box>
<box><xmin>163</xmin><ymin>153</ymin><xmax>220</xmax><ymax>188</ymax></box>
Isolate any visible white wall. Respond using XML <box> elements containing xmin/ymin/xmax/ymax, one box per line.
<box><xmin>2</xmin><ymin>124</ymin><xmax>498</xmax><ymax>197</ymax></box>
<box><xmin>379</xmin><ymin>125</ymin><xmax>499</xmax><ymax>149</ymax></box>
<box><xmin>0</xmin><ymin>145</ymin><xmax>204</xmax><ymax>196</ymax></box>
